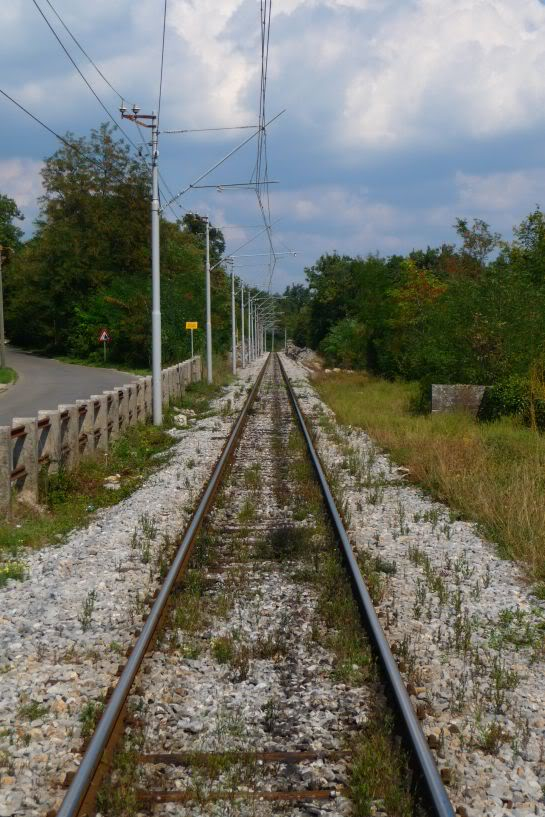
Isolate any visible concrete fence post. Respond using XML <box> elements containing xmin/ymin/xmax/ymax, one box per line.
<box><xmin>127</xmin><ymin>384</ymin><xmax>137</xmax><ymax>427</ymax></box>
<box><xmin>144</xmin><ymin>376</ymin><xmax>152</xmax><ymax>420</ymax></box>
<box><xmin>38</xmin><ymin>410</ymin><xmax>61</xmax><ymax>474</ymax></box>
<box><xmin>116</xmin><ymin>387</ymin><xmax>129</xmax><ymax>432</ymax></box>
<box><xmin>91</xmin><ymin>395</ymin><xmax>108</xmax><ymax>452</ymax></box>
<box><xmin>134</xmin><ymin>380</ymin><xmax>142</xmax><ymax>423</ymax></box>
<box><xmin>104</xmin><ymin>391</ymin><xmax>119</xmax><ymax>443</ymax></box>
<box><xmin>76</xmin><ymin>400</ymin><xmax>94</xmax><ymax>457</ymax></box>
<box><xmin>0</xmin><ymin>426</ymin><xmax>12</xmax><ymax>518</ymax></box>
<box><xmin>58</xmin><ymin>405</ymin><xmax>79</xmax><ymax>470</ymax></box>
<box><xmin>161</xmin><ymin>369</ymin><xmax>168</xmax><ymax>407</ymax></box>
<box><xmin>11</xmin><ymin>418</ymin><xmax>39</xmax><ymax>506</ymax></box>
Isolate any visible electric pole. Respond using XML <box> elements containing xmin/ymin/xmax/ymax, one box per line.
<box><xmin>240</xmin><ymin>283</ymin><xmax>245</xmax><ymax>367</ymax></box>
<box><xmin>0</xmin><ymin>246</ymin><xmax>7</xmax><ymax>370</ymax></box>
<box><xmin>205</xmin><ymin>218</ymin><xmax>212</xmax><ymax>384</ymax></box>
<box><xmin>121</xmin><ymin>104</ymin><xmax>162</xmax><ymax>425</ymax></box>
<box><xmin>230</xmin><ymin>262</ymin><xmax>236</xmax><ymax>375</ymax></box>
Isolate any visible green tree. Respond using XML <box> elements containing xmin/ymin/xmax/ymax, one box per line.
<box><xmin>0</xmin><ymin>193</ymin><xmax>24</xmax><ymax>250</ymax></box>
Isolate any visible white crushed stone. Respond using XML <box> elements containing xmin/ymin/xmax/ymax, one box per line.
<box><xmin>281</xmin><ymin>352</ymin><xmax>545</xmax><ymax>817</ymax></box>
<box><xmin>0</xmin><ymin>357</ymin><xmax>265</xmax><ymax>817</ymax></box>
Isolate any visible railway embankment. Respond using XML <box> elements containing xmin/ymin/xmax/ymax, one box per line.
<box><xmin>281</xmin><ymin>353</ymin><xmax>545</xmax><ymax>817</ymax></box>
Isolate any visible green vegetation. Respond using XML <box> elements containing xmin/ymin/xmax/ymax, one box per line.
<box><xmin>316</xmin><ymin>371</ymin><xmax>545</xmax><ymax>581</ymax></box>
<box><xmin>0</xmin><ymin>126</ymin><xmax>253</xmax><ymax>370</ymax></box>
<box><xmin>283</xmin><ymin>213</ymin><xmax>545</xmax><ymax>427</ymax></box>
<box><xmin>0</xmin><ymin>367</ymin><xmax>16</xmax><ymax>385</ymax></box>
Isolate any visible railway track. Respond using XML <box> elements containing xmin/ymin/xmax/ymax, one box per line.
<box><xmin>57</xmin><ymin>353</ymin><xmax>455</xmax><ymax>817</ymax></box>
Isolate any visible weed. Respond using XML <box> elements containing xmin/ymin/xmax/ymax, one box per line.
<box><xmin>477</xmin><ymin>721</ymin><xmax>510</xmax><ymax>754</ymax></box>
<box><xmin>78</xmin><ymin>588</ymin><xmax>97</xmax><ymax>632</ymax></box>
<box><xmin>80</xmin><ymin>699</ymin><xmax>105</xmax><ymax>739</ymax></box>
<box><xmin>0</xmin><ymin>561</ymin><xmax>25</xmax><ymax>587</ymax></box>
<box><xmin>17</xmin><ymin>700</ymin><xmax>48</xmax><ymax>721</ymax></box>
<box><xmin>238</xmin><ymin>498</ymin><xmax>256</xmax><ymax>524</ymax></box>
<box><xmin>350</xmin><ymin>713</ymin><xmax>414</xmax><ymax>817</ymax></box>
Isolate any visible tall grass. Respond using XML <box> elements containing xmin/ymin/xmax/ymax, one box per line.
<box><xmin>315</xmin><ymin>373</ymin><xmax>545</xmax><ymax>582</ymax></box>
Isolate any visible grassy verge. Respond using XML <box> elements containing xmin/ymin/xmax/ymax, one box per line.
<box><xmin>0</xmin><ymin>367</ymin><xmax>17</xmax><ymax>385</ymax></box>
<box><xmin>0</xmin><ymin>422</ymin><xmax>175</xmax><ymax>563</ymax></box>
<box><xmin>56</xmin><ymin>356</ymin><xmax>150</xmax><ymax>376</ymax></box>
<box><xmin>315</xmin><ymin>372</ymin><xmax>545</xmax><ymax>584</ymax></box>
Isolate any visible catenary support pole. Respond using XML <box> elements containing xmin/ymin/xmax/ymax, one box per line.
<box><xmin>150</xmin><ymin>112</ymin><xmax>162</xmax><ymax>425</ymax></box>
<box><xmin>248</xmin><ymin>295</ymin><xmax>252</xmax><ymax>361</ymax></box>
<box><xmin>205</xmin><ymin>218</ymin><xmax>212</xmax><ymax>384</ymax></box>
<box><xmin>231</xmin><ymin>265</ymin><xmax>236</xmax><ymax>375</ymax></box>
<box><xmin>0</xmin><ymin>249</ymin><xmax>6</xmax><ymax>369</ymax></box>
<box><xmin>284</xmin><ymin>327</ymin><xmax>287</xmax><ymax>351</ymax></box>
<box><xmin>240</xmin><ymin>284</ymin><xmax>245</xmax><ymax>367</ymax></box>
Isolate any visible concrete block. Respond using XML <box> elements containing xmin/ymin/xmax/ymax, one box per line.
<box><xmin>431</xmin><ymin>384</ymin><xmax>485</xmax><ymax>417</ymax></box>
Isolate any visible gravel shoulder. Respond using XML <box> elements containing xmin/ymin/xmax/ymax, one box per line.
<box><xmin>0</xmin><ymin>358</ymin><xmax>265</xmax><ymax>817</ymax></box>
<box><xmin>281</xmin><ymin>353</ymin><xmax>545</xmax><ymax>817</ymax></box>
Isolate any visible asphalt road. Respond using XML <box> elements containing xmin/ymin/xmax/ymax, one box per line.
<box><xmin>0</xmin><ymin>348</ymin><xmax>140</xmax><ymax>426</ymax></box>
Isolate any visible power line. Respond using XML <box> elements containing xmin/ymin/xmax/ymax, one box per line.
<box><xmin>42</xmin><ymin>0</ymin><xmax>124</xmax><ymax>100</ymax></box>
<box><xmin>31</xmin><ymin>0</ymin><xmax>152</xmax><ymax>169</ymax></box>
<box><xmin>0</xmin><ymin>86</ymin><xmax>123</xmax><ymax>178</ymax></box>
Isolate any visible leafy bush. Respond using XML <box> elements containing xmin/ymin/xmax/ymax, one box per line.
<box><xmin>479</xmin><ymin>375</ymin><xmax>545</xmax><ymax>430</ymax></box>
<box><xmin>320</xmin><ymin>318</ymin><xmax>367</xmax><ymax>369</ymax></box>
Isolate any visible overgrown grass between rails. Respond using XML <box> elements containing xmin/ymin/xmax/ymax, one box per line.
<box><xmin>316</xmin><ymin>372</ymin><xmax>545</xmax><ymax>583</ymax></box>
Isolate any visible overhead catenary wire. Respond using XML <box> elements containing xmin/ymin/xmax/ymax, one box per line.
<box><xmin>42</xmin><ymin>0</ymin><xmax>125</xmax><ymax>100</ymax></box>
<box><xmin>157</xmin><ymin>0</ymin><xmax>168</xmax><ymax>126</ymax></box>
<box><xmin>0</xmin><ymin>86</ymin><xmax>128</xmax><ymax>180</ymax></box>
<box><xmin>30</xmin><ymin>0</ymin><xmax>158</xmax><ymax>176</ymax></box>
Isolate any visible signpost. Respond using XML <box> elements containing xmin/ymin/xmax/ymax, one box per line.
<box><xmin>185</xmin><ymin>321</ymin><xmax>198</xmax><ymax>357</ymax></box>
<box><xmin>98</xmin><ymin>328</ymin><xmax>111</xmax><ymax>362</ymax></box>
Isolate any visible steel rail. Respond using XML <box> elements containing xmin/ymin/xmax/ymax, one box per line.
<box><xmin>57</xmin><ymin>354</ymin><xmax>271</xmax><ymax>817</ymax></box>
<box><xmin>277</xmin><ymin>353</ymin><xmax>456</xmax><ymax>817</ymax></box>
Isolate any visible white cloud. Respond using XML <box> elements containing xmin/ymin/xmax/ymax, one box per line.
<box><xmin>342</xmin><ymin>0</ymin><xmax>545</xmax><ymax>150</ymax></box>
<box><xmin>456</xmin><ymin>169</ymin><xmax>545</xmax><ymax>212</ymax></box>
<box><xmin>0</xmin><ymin>159</ymin><xmax>43</xmax><ymax>208</ymax></box>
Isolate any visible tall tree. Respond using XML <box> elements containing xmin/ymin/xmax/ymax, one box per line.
<box><xmin>0</xmin><ymin>193</ymin><xmax>24</xmax><ymax>250</ymax></box>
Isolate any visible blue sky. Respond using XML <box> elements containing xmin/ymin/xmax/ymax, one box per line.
<box><xmin>2</xmin><ymin>0</ymin><xmax>545</xmax><ymax>292</ymax></box>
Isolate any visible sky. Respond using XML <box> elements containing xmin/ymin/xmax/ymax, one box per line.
<box><xmin>2</xmin><ymin>0</ymin><xmax>545</xmax><ymax>292</ymax></box>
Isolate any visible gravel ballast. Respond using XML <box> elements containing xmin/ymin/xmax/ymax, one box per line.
<box><xmin>281</xmin><ymin>352</ymin><xmax>545</xmax><ymax>817</ymax></box>
<box><xmin>0</xmin><ymin>358</ymin><xmax>264</xmax><ymax>817</ymax></box>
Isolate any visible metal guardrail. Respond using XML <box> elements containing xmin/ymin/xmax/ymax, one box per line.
<box><xmin>277</xmin><ymin>353</ymin><xmax>455</xmax><ymax>817</ymax></box>
<box><xmin>57</xmin><ymin>354</ymin><xmax>271</xmax><ymax>817</ymax></box>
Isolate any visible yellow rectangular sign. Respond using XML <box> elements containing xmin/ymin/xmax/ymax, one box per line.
<box><xmin>185</xmin><ymin>321</ymin><xmax>198</xmax><ymax>330</ymax></box>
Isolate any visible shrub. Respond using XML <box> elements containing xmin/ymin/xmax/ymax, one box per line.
<box><xmin>320</xmin><ymin>318</ymin><xmax>367</xmax><ymax>369</ymax></box>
